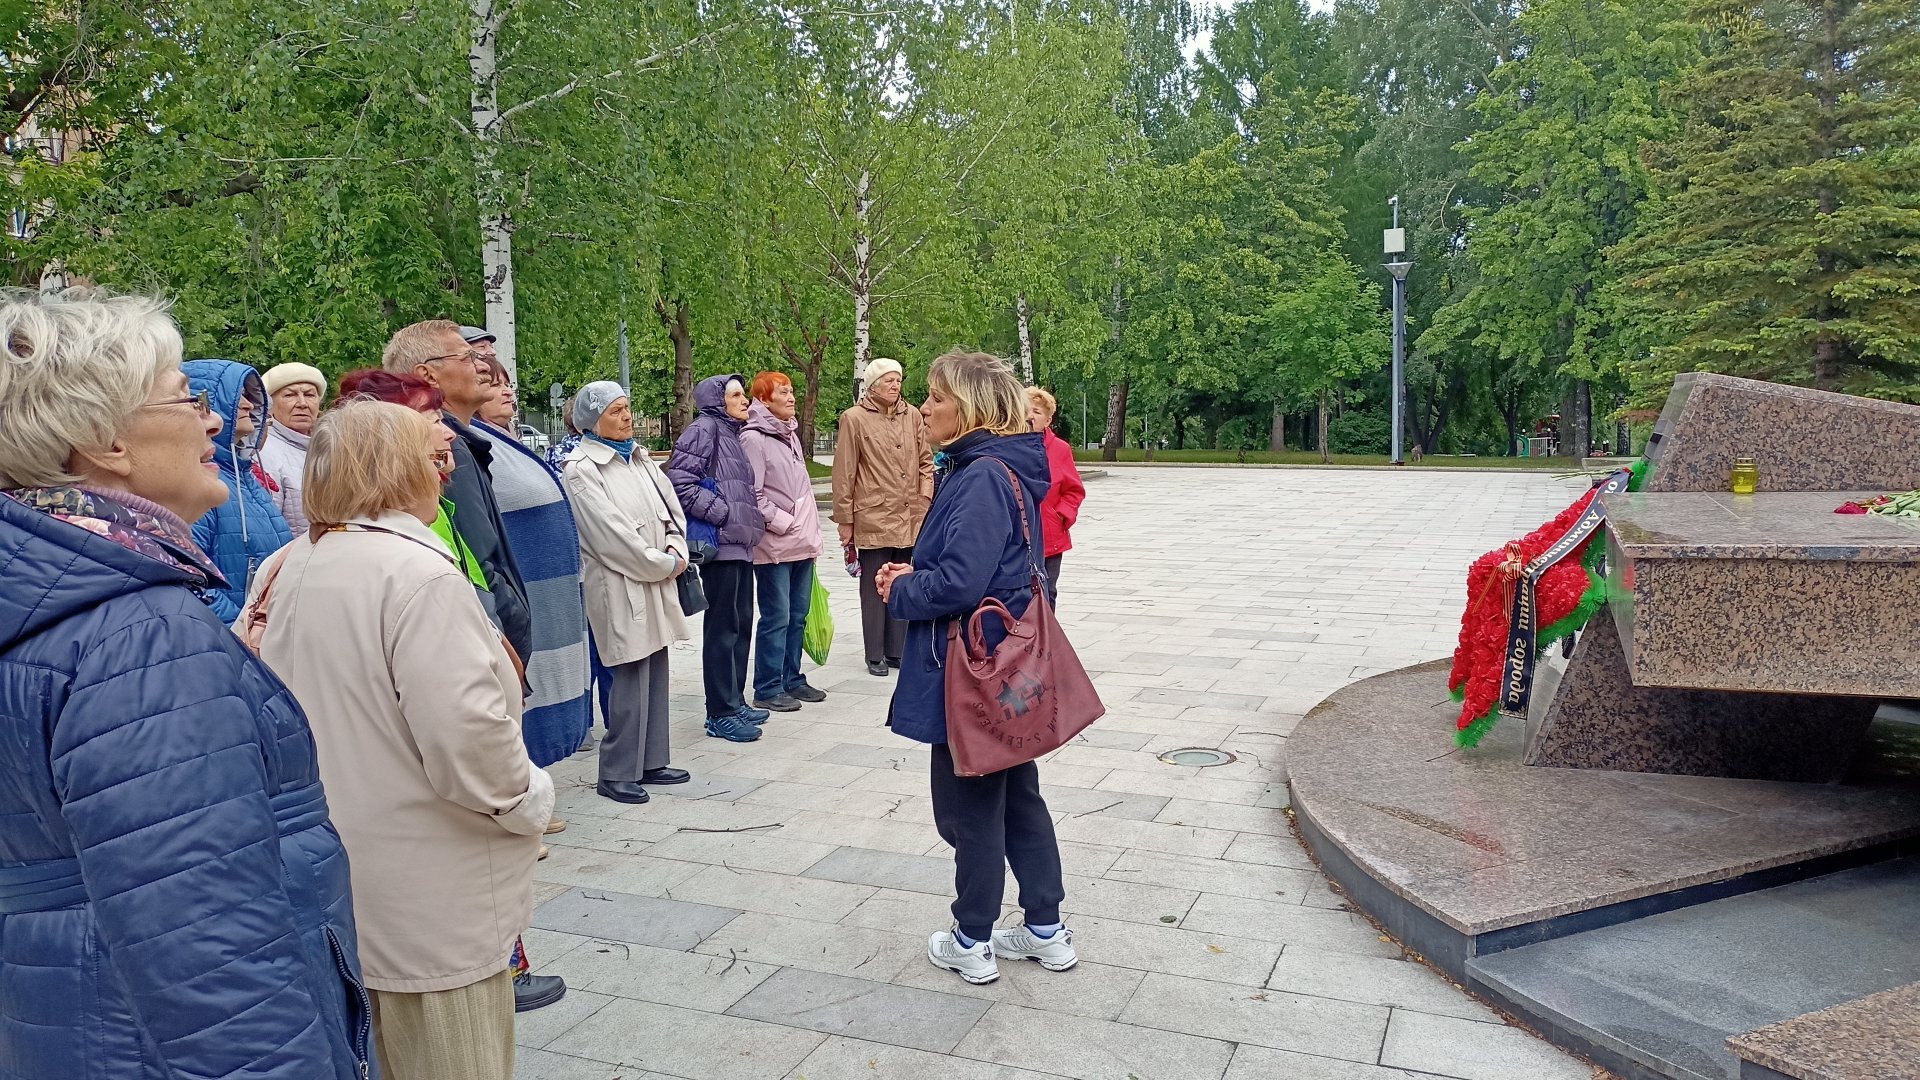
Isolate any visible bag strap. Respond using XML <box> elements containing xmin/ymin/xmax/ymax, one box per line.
<box><xmin>986</xmin><ymin>459</ymin><xmax>1045</xmax><ymax>586</ymax></box>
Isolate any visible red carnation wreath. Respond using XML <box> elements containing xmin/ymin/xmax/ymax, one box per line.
<box><xmin>1448</xmin><ymin>461</ymin><xmax>1647</xmax><ymax>746</ymax></box>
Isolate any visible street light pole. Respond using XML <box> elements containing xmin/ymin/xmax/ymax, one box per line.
<box><xmin>1383</xmin><ymin>196</ymin><xmax>1412</xmax><ymax>466</ymax></box>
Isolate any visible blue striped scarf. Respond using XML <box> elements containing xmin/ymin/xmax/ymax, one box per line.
<box><xmin>473</xmin><ymin>421</ymin><xmax>592</xmax><ymax>767</ymax></box>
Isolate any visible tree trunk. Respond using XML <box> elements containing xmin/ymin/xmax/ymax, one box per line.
<box><xmin>1565</xmin><ymin>379</ymin><xmax>1591</xmax><ymax>460</ymax></box>
<box><xmin>469</xmin><ymin>0</ymin><xmax>519</xmax><ymax>379</ymax></box>
<box><xmin>851</xmin><ymin>169</ymin><xmax>874</xmax><ymax>399</ymax></box>
<box><xmin>1317</xmin><ymin>391</ymin><xmax>1330</xmax><ymax>464</ymax></box>
<box><xmin>1268</xmin><ymin>399</ymin><xmax>1286</xmax><ymax>452</ymax></box>
<box><xmin>1015</xmin><ymin>294</ymin><xmax>1035</xmax><ymax>382</ymax></box>
<box><xmin>1100</xmin><ymin>380</ymin><xmax>1128</xmax><ymax>461</ymax></box>
<box><xmin>657</xmin><ymin>297</ymin><xmax>694</xmax><ymax>437</ymax></box>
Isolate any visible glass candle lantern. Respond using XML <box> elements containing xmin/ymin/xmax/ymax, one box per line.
<box><xmin>1730</xmin><ymin>456</ymin><xmax>1760</xmax><ymax>495</ymax></box>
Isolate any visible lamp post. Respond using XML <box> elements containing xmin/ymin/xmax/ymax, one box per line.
<box><xmin>1383</xmin><ymin>197</ymin><xmax>1412</xmax><ymax>466</ymax></box>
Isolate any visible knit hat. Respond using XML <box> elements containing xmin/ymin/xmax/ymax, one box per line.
<box><xmin>263</xmin><ymin>362</ymin><xmax>326</xmax><ymax>399</ymax></box>
<box><xmin>573</xmin><ymin>380</ymin><xmax>628</xmax><ymax>432</ymax></box>
<box><xmin>865</xmin><ymin>357</ymin><xmax>904</xmax><ymax>384</ymax></box>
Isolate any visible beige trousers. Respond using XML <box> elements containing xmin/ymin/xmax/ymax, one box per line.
<box><xmin>368</xmin><ymin>968</ymin><xmax>515</xmax><ymax>1080</ymax></box>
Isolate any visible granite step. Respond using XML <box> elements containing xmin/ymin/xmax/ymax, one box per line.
<box><xmin>1728</xmin><ymin>981</ymin><xmax>1920</xmax><ymax>1080</ymax></box>
<box><xmin>1465</xmin><ymin>856</ymin><xmax>1920</xmax><ymax>1080</ymax></box>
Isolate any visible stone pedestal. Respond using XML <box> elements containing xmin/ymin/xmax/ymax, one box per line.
<box><xmin>1524</xmin><ymin>615</ymin><xmax>1877</xmax><ymax>783</ymax></box>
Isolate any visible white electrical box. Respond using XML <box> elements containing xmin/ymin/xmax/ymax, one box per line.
<box><xmin>1383</xmin><ymin>228</ymin><xmax>1406</xmax><ymax>255</ymax></box>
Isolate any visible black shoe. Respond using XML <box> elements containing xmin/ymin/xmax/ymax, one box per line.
<box><xmin>596</xmin><ymin>780</ymin><xmax>650</xmax><ymax>804</ymax></box>
<box><xmin>514</xmin><ymin>973</ymin><xmax>566</xmax><ymax>1013</ymax></box>
<box><xmin>886</xmin><ymin>657</ymin><xmax>901</xmax><ymax>669</ymax></box>
<box><xmin>787</xmin><ymin>684</ymin><xmax>827</xmax><ymax>703</ymax></box>
<box><xmin>752</xmin><ymin>693</ymin><xmax>803</xmax><ymax>713</ymax></box>
<box><xmin>640</xmin><ymin>767</ymin><xmax>690</xmax><ymax>785</ymax></box>
<box><xmin>867</xmin><ymin>660</ymin><xmax>890</xmax><ymax>677</ymax></box>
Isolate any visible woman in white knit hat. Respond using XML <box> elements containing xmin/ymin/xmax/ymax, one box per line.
<box><xmin>829</xmin><ymin>357</ymin><xmax>933</xmax><ymax>676</ymax></box>
<box><xmin>259</xmin><ymin>361</ymin><xmax>327</xmax><ymax>531</ymax></box>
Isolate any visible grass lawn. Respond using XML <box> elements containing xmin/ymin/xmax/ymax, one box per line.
<box><xmin>1070</xmin><ymin>448</ymin><xmax>1589</xmax><ymax>470</ymax></box>
<box><xmin>806</xmin><ymin>458</ymin><xmax>833</xmax><ymax>480</ymax></box>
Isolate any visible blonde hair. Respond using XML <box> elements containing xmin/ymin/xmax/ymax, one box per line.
<box><xmin>0</xmin><ymin>287</ymin><xmax>185</xmax><ymax>489</ymax></box>
<box><xmin>928</xmin><ymin>351</ymin><xmax>1027</xmax><ymax>439</ymax></box>
<box><xmin>380</xmin><ymin>319</ymin><xmax>462</xmax><ymax>374</ymax></box>
<box><xmin>1024</xmin><ymin>386</ymin><xmax>1058</xmax><ymax>421</ymax></box>
<box><xmin>303</xmin><ymin>400</ymin><xmax>441</xmax><ymax>524</ymax></box>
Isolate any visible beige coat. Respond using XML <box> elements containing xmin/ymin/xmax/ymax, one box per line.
<box><xmin>563</xmin><ymin>438</ymin><xmax>691</xmax><ymax>666</ymax></box>
<box><xmin>831</xmin><ymin>395</ymin><xmax>934</xmax><ymax>549</ymax></box>
<box><xmin>251</xmin><ymin>511</ymin><xmax>552</xmax><ymax>994</ymax></box>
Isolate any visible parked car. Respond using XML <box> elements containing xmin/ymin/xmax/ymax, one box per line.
<box><xmin>517</xmin><ymin>423</ymin><xmax>551</xmax><ymax>453</ymax></box>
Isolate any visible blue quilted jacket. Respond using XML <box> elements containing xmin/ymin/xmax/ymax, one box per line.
<box><xmin>183</xmin><ymin>359</ymin><xmax>295</xmax><ymax>622</ymax></box>
<box><xmin>0</xmin><ymin>492</ymin><xmax>373</xmax><ymax>1080</ymax></box>
<box><xmin>666</xmin><ymin>373</ymin><xmax>766</xmax><ymax>562</ymax></box>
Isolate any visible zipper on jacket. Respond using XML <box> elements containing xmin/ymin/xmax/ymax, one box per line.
<box><xmin>325</xmin><ymin>926</ymin><xmax>372</xmax><ymax>1077</ymax></box>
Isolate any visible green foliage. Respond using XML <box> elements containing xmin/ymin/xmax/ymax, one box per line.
<box><xmin>1610</xmin><ymin>0</ymin><xmax>1920</xmax><ymax>404</ymax></box>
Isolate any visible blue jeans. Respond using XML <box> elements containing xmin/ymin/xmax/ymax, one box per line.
<box><xmin>753</xmin><ymin>559</ymin><xmax>815</xmax><ymax>701</ymax></box>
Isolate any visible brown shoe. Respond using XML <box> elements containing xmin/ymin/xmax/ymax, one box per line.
<box><xmin>543</xmin><ymin>817</ymin><xmax>568</xmax><ymax>835</ymax></box>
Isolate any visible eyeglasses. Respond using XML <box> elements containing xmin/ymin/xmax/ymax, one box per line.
<box><xmin>143</xmin><ymin>389</ymin><xmax>213</xmax><ymax>418</ymax></box>
<box><xmin>423</xmin><ymin>350</ymin><xmax>478</xmax><ymax>368</ymax></box>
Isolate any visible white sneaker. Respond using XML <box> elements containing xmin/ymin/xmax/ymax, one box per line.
<box><xmin>928</xmin><ymin>929</ymin><xmax>999</xmax><ymax>984</ymax></box>
<box><xmin>992</xmin><ymin>925</ymin><xmax>1078</xmax><ymax>971</ymax></box>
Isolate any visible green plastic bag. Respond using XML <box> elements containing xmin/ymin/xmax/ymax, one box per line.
<box><xmin>802</xmin><ymin>566</ymin><xmax>834</xmax><ymax>666</ymax></box>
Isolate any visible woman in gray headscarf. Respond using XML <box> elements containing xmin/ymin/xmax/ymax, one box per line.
<box><xmin>560</xmin><ymin>382</ymin><xmax>694</xmax><ymax>805</ymax></box>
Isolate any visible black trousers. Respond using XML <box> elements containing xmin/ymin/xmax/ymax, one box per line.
<box><xmin>858</xmin><ymin>546</ymin><xmax>912</xmax><ymax>663</ymax></box>
<box><xmin>1044</xmin><ymin>554</ymin><xmax>1063</xmax><ymax>607</ymax></box>
<box><xmin>929</xmin><ymin>743</ymin><xmax>1066</xmax><ymax>942</ymax></box>
<box><xmin>700</xmin><ymin>560</ymin><xmax>755</xmax><ymax>717</ymax></box>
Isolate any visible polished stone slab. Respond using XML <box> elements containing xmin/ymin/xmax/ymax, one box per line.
<box><xmin>1600</xmin><ymin>495</ymin><xmax>1920</xmax><ymax>699</ymax></box>
<box><xmin>1468</xmin><ymin>857</ymin><xmax>1920</xmax><ymax>1080</ymax></box>
<box><xmin>1288</xmin><ymin>663</ymin><xmax>1920</xmax><ymax>941</ymax></box>
<box><xmin>1728</xmin><ymin>980</ymin><xmax>1920</xmax><ymax>1080</ymax></box>
<box><xmin>1642</xmin><ymin>373</ymin><xmax>1920</xmax><ymax>495</ymax></box>
<box><xmin>1525</xmin><ymin>614</ymin><xmax>1878</xmax><ymax>782</ymax></box>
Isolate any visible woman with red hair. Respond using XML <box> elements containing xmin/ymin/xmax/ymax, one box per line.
<box><xmin>740</xmin><ymin>371</ymin><xmax>826</xmax><ymax>711</ymax></box>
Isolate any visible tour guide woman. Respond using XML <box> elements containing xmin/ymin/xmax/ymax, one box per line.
<box><xmin>0</xmin><ymin>287</ymin><xmax>370</xmax><ymax>1078</ymax></box>
<box><xmin>875</xmin><ymin>350</ymin><xmax>1076</xmax><ymax>985</ymax></box>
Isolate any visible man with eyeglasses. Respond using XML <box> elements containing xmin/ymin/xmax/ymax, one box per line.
<box><xmin>381</xmin><ymin>321</ymin><xmax>533</xmax><ymax>669</ymax></box>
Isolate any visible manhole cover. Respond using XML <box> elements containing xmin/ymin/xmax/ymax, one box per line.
<box><xmin>1158</xmin><ymin>747</ymin><xmax>1237</xmax><ymax>767</ymax></box>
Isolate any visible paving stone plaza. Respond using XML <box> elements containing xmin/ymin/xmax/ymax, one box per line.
<box><xmin>513</xmin><ymin>465</ymin><xmax>1599</xmax><ymax>1080</ymax></box>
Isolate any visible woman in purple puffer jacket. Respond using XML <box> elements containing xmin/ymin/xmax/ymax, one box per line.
<box><xmin>741</xmin><ymin>371</ymin><xmax>827</xmax><ymax>715</ymax></box>
<box><xmin>666</xmin><ymin>374</ymin><xmax>768</xmax><ymax>740</ymax></box>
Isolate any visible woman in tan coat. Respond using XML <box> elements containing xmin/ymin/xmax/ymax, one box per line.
<box><xmin>251</xmin><ymin>400</ymin><xmax>552</xmax><ymax>1080</ymax></box>
<box><xmin>831</xmin><ymin>357</ymin><xmax>934</xmax><ymax>676</ymax></box>
<box><xmin>562</xmin><ymin>381</ymin><xmax>697</xmax><ymax>806</ymax></box>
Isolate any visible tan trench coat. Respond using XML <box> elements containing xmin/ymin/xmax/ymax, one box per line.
<box><xmin>563</xmin><ymin>438</ymin><xmax>691</xmax><ymax>666</ymax></box>
<box><xmin>831</xmin><ymin>395</ymin><xmax>934</xmax><ymax>549</ymax></box>
<box><xmin>252</xmin><ymin>511</ymin><xmax>552</xmax><ymax>994</ymax></box>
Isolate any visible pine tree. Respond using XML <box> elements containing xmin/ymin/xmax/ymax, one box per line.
<box><xmin>1612</xmin><ymin>0</ymin><xmax>1920</xmax><ymax>403</ymax></box>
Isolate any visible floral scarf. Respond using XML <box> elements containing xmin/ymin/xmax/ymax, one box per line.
<box><xmin>5</xmin><ymin>485</ymin><xmax>224</xmax><ymax>588</ymax></box>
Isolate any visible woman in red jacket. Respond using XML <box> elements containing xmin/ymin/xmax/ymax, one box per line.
<box><xmin>1025</xmin><ymin>387</ymin><xmax>1086</xmax><ymax>602</ymax></box>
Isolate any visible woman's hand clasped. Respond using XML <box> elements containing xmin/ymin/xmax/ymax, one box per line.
<box><xmin>874</xmin><ymin>562</ymin><xmax>913</xmax><ymax>601</ymax></box>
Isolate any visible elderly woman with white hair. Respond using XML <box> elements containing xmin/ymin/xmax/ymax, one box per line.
<box><xmin>0</xmin><ymin>287</ymin><xmax>371</xmax><ymax>1079</ymax></box>
<box><xmin>562</xmin><ymin>382</ymin><xmax>697</xmax><ymax>804</ymax></box>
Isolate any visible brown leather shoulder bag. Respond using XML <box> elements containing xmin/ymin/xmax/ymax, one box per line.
<box><xmin>943</xmin><ymin>460</ymin><xmax>1104</xmax><ymax>776</ymax></box>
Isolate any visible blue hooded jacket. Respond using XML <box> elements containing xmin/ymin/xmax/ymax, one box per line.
<box><xmin>885</xmin><ymin>430</ymin><xmax>1053</xmax><ymax>743</ymax></box>
<box><xmin>183</xmin><ymin>359</ymin><xmax>295</xmax><ymax>621</ymax></box>
<box><xmin>0</xmin><ymin>491</ymin><xmax>373</xmax><ymax>1079</ymax></box>
<box><xmin>666</xmin><ymin>373</ymin><xmax>767</xmax><ymax>562</ymax></box>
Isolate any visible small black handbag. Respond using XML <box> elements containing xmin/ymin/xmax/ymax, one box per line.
<box><xmin>676</xmin><ymin>563</ymin><xmax>708</xmax><ymax>617</ymax></box>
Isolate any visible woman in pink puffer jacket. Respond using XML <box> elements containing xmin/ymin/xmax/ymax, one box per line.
<box><xmin>740</xmin><ymin>372</ymin><xmax>828</xmax><ymax>712</ymax></box>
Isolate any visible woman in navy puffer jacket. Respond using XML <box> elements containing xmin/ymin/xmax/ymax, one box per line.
<box><xmin>0</xmin><ymin>288</ymin><xmax>371</xmax><ymax>1080</ymax></box>
<box><xmin>666</xmin><ymin>373</ymin><xmax>767</xmax><ymax>739</ymax></box>
<box><xmin>183</xmin><ymin>358</ymin><xmax>295</xmax><ymax>621</ymax></box>
<box><xmin>875</xmin><ymin>350</ymin><xmax>1074</xmax><ymax>989</ymax></box>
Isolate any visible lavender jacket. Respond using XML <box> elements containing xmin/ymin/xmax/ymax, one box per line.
<box><xmin>741</xmin><ymin>400</ymin><xmax>823</xmax><ymax>566</ymax></box>
<box><xmin>665</xmin><ymin>373</ymin><xmax>767</xmax><ymax>563</ymax></box>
